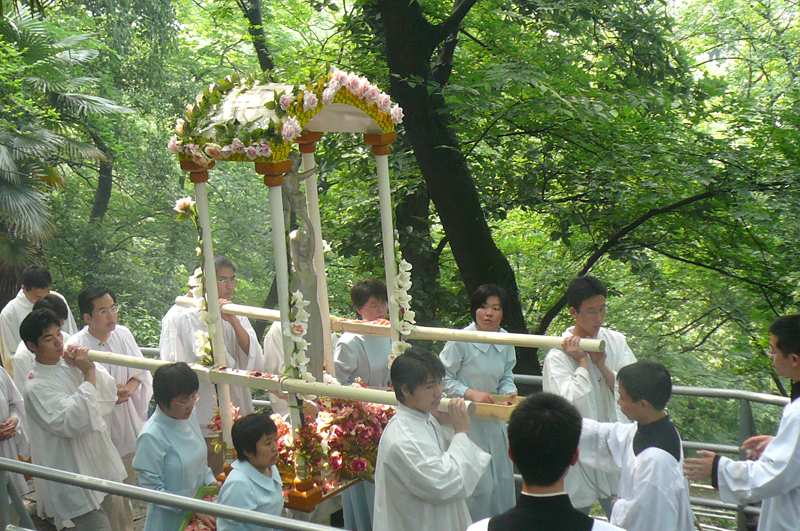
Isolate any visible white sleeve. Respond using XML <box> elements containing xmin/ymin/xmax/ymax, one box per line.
<box><xmin>717</xmin><ymin>407</ymin><xmax>800</xmax><ymax>504</ymax></box>
<box><xmin>543</xmin><ymin>350</ymin><xmax>593</xmax><ymax>403</ymax></box>
<box><xmin>26</xmin><ymin>378</ymin><xmax>111</xmax><ymax>438</ymax></box>
<box><xmin>334</xmin><ymin>336</ymin><xmax>361</xmax><ymax>385</ymax></box>
<box><xmin>386</xmin><ymin>431</ymin><xmax>491</xmax><ymax>504</ymax></box>
<box><xmin>236</xmin><ymin>317</ymin><xmax>264</xmax><ymax>372</ymax></box>
<box><xmin>611</xmin><ymin>452</ymin><xmax>680</xmax><ymax>531</ymax></box>
<box><xmin>578</xmin><ymin>418</ymin><xmax>632</xmax><ymax>473</ymax></box>
<box><xmin>0</xmin><ymin>312</ymin><xmax>17</xmax><ymax>364</ymax></box>
<box><xmin>261</xmin><ymin>321</ymin><xmax>285</xmax><ymax>374</ymax></box>
<box><xmin>54</xmin><ymin>292</ymin><xmax>79</xmax><ymax>335</ymax></box>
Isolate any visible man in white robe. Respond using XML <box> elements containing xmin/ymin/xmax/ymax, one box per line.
<box><xmin>68</xmin><ymin>287</ymin><xmax>153</xmax><ymax>531</ymax></box>
<box><xmin>685</xmin><ymin>314</ymin><xmax>800</xmax><ymax>531</ymax></box>
<box><xmin>542</xmin><ymin>275</ymin><xmax>637</xmax><ymax>513</ymax></box>
<box><xmin>468</xmin><ymin>393</ymin><xmax>623</xmax><ymax>531</ymax></box>
<box><xmin>0</xmin><ymin>265</ymin><xmax>77</xmax><ymax>374</ymax></box>
<box><xmin>20</xmin><ymin>309</ymin><xmax>125</xmax><ymax>531</ymax></box>
<box><xmin>12</xmin><ymin>294</ymin><xmax>72</xmax><ymax>393</ymax></box>
<box><xmin>172</xmin><ymin>256</ymin><xmax>265</xmax><ymax>433</ymax></box>
<box><xmin>158</xmin><ymin>269</ymin><xmax>201</xmax><ymax>363</ymax></box>
<box><xmin>578</xmin><ymin>361</ymin><xmax>694</xmax><ymax>531</ymax></box>
<box><xmin>373</xmin><ymin>348</ymin><xmax>490</xmax><ymax>531</ymax></box>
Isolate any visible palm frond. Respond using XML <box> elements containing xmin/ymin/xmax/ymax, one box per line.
<box><xmin>11</xmin><ymin>127</ymin><xmax>64</xmax><ymax>158</ymax></box>
<box><xmin>0</xmin><ymin>181</ymin><xmax>52</xmax><ymax>241</ymax></box>
<box><xmin>63</xmin><ymin>76</ymin><xmax>98</xmax><ymax>91</ymax></box>
<box><xmin>60</xmin><ymin>138</ymin><xmax>105</xmax><ymax>161</ymax></box>
<box><xmin>0</xmin><ymin>144</ymin><xmax>19</xmax><ymax>184</ymax></box>
<box><xmin>53</xmin><ymin>48</ymin><xmax>98</xmax><ymax>66</ymax></box>
<box><xmin>53</xmin><ymin>34</ymin><xmax>91</xmax><ymax>49</ymax></box>
<box><xmin>24</xmin><ymin>74</ymin><xmax>69</xmax><ymax>94</ymax></box>
<box><xmin>56</xmin><ymin>93</ymin><xmax>133</xmax><ymax>117</ymax></box>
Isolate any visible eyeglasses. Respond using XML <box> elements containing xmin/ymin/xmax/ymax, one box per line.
<box><xmin>579</xmin><ymin>306</ymin><xmax>607</xmax><ymax>317</ymax></box>
<box><xmin>94</xmin><ymin>304</ymin><xmax>119</xmax><ymax>317</ymax></box>
<box><xmin>172</xmin><ymin>392</ymin><xmax>199</xmax><ymax>407</ymax></box>
<box><xmin>217</xmin><ymin>276</ymin><xmax>237</xmax><ymax>285</ymax></box>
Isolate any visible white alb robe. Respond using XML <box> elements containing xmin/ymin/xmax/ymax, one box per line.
<box><xmin>579</xmin><ymin>418</ymin><xmax>695</xmax><ymax>531</ymax></box>
<box><xmin>715</xmin><ymin>396</ymin><xmax>800</xmax><ymax>531</ymax></box>
<box><xmin>12</xmin><ymin>330</ymin><xmax>70</xmax><ymax>394</ymax></box>
<box><xmin>68</xmin><ymin>326</ymin><xmax>153</xmax><ymax>457</ymax></box>
<box><xmin>373</xmin><ymin>404</ymin><xmax>491</xmax><ymax>531</ymax></box>
<box><xmin>158</xmin><ymin>302</ymin><xmax>191</xmax><ymax>362</ymax></box>
<box><xmin>0</xmin><ymin>289</ymin><xmax>77</xmax><ymax>374</ymax></box>
<box><xmin>23</xmin><ymin>360</ymin><xmax>125</xmax><ymax>529</ymax></box>
<box><xmin>0</xmin><ymin>367</ymin><xmax>29</xmax><ymax>496</ymax></box>
<box><xmin>261</xmin><ymin>321</ymin><xmax>289</xmax><ymax>417</ymax></box>
<box><xmin>174</xmin><ymin>309</ymin><xmax>265</xmax><ymax>433</ymax></box>
<box><xmin>542</xmin><ymin>326</ymin><xmax>637</xmax><ymax>508</ymax></box>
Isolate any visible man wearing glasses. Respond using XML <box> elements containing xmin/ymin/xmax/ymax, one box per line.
<box><xmin>68</xmin><ymin>286</ymin><xmax>153</xmax><ymax>531</ymax></box>
<box><xmin>173</xmin><ymin>256</ymin><xmax>265</xmax><ymax>443</ymax></box>
<box><xmin>542</xmin><ymin>275</ymin><xmax>638</xmax><ymax>516</ymax></box>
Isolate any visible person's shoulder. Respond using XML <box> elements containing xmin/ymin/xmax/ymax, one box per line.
<box><xmin>592</xmin><ymin>520</ymin><xmax>625</xmax><ymax>530</ymax></box>
<box><xmin>465</xmin><ymin>517</ymin><xmax>489</xmax><ymax>531</ymax></box>
<box><xmin>0</xmin><ymin>295</ymin><xmax>22</xmax><ymax>317</ymax></box>
<box><xmin>599</xmin><ymin>327</ymin><xmax>627</xmax><ymax>342</ymax></box>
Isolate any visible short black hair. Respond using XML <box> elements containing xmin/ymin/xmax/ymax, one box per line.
<box><xmin>232</xmin><ymin>413</ymin><xmax>277</xmax><ymax>462</ymax></box>
<box><xmin>153</xmin><ymin>362</ymin><xmax>199</xmax><ymax>409</ymax></box>
<box><xmin>390</xmin><ymin>347</ymin><xmax>444</xmax><ymax>403</ymax></box>
<box><xmin>19</xmin><ymin>309</ymin><xmax>61</xmax><ymax>346</ymax></box>
<box><xmin>470</xmin><ymin>284</ymin><xmax>508</xmax><ymax>323</ymax></box>
<box><xmin>508</xmin><ymin>393</ymin><xmax>582</xmax><ymax>486</ymax></box>
<box><xmin>78</xmin><ymin>286</ymin><xmax>115</xmax><ymax>318</ymax></box>
<box><xmin>350</xmin><ymin>279</ymin><xmax>387</xmax><ymax>311</ymax></box>
<box><xmin>617</xmin><ymin>361</ymin><xmax>672</xmax><ymax>410</ymax></box>
<box><xmin>33</xmin><ymin>294</ymin><xmax>69</xmax><ymax>322</ymax></box>
<box><xmin>769</xmin><ymin>315</ymin><xmax>800</xmax><ymax>357</ymax></box>
<box><xmin>21</xmin><ymin>265</ymin><xmax>52</xmax><ymax>290</ymax></box>
<box><xmin>566</xmin><ymin>275</ymin><xmax>607</xmax><ymax>311</ymax></box>
<box><xmin>214</xmin><ymin>255</ymin><xmax>236</xmax><ymax>272</ymax></box>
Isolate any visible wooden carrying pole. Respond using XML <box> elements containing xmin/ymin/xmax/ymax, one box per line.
<box><xmin>87</xmin><ymin>350</ymin><xmax>515</xmax><ymax>421</ymax></box>
<box><xmin>175</xmin><ymin>296</ymin><xmax>606</xmax><ymax>353</ymax></box>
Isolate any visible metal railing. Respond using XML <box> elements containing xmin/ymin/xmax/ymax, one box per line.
<box><xmin>145</xmin><ymin>348</ymin><xmax>786</xmax><ymax>530</ymax></box>
<box><xmin>0</xmin><ymin>458</ymin><xmax>337</xmax><ymax>531</ymax></box>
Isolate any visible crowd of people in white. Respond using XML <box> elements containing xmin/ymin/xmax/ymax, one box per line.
<box><xmin>0</xmin><ymin>264</ymin><xmax>798</xmax><ymax>531</ymax></box>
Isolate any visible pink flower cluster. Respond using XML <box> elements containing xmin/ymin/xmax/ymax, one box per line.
<box><xmin>325</xmin><ymin>67</ymin><xmax>404</xmax><ymax>124</ymax></box>
<box><xmin>168</xmin><ymin>135</ymin><xmax>272</xmax><ymax>163</ymax></box>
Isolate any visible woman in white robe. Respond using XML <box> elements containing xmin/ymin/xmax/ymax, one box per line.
<box><xmin>133</xmin><ymin>362</ymin><xmax>215</xmax><ymax>531</ymax></box>
<box><xmin>439</xmin><ymin>284</ymin><xmax>517</xmax><ymax>521</ymax></box>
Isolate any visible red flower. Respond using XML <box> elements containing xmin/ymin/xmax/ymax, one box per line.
<box><xmin>351</xmin><ymin>458</ymin><xmax>368</xmax><ymax>474</ymax></box>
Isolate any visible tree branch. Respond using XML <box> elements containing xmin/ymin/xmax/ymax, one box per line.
<box><xmin>433</xmin><ymin>0</ymin><xmax>479</xmax><ymax>44</ymax></box>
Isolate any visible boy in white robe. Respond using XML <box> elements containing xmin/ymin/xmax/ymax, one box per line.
<box><xmin>542</xmin><ymin>275</ymin><xmax>637</xmax><ymax>514</ymax></box>
<box><xmin>579</xmin><ymin>361</ymin><xmax>695</xmax><ymax>531</ymax></box>
<box><xmin>373</xmin><ymin>348</ymin><xmax>490</xmax><ymax>531</ymax></box>
<box><xmin>68</xmin><ymin>287</ymin><xmax>154</xmax><ymax>531</ymax></box>
<box><xmin>12</xmin><ymin>294</ymin><xmax>72</xmax><ymax>394</ymax></box>
<box><xmin>20</xmin><ymin>309</ymin><xmax>125</xmax><ymax>531</ymax></box>
<box><xmin>685</xmin><ymin>314</ymin><xmax>800</xmax><ymax>531</ymax></box>
<box><xmin>0</xmin><ymin>265</ymin><xmax>77</xmax><ymax>374</ymax></box>
<box><xmin>468</xmin><ymin>393</ymin><xmax>623</xmax><ymax>531</ymax></box>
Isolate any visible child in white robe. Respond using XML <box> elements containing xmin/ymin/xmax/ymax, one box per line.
<box><xmin>685</xmin><ymin>314</ymin><xmax>800</xmax><ymax>531</ymax></box>
<box><xmin>578</xmin><ymin>361</ymin><xmax>695</xmax><ymax>531</ymax></box>
<box><xmin>373</xmin><ymin>348</ymin><xmax>490</xmax><ymax>531</ymax></box>
<box><xmin>468</xmin><ymin>393</ymin><xmax>623</xmax><ymax>531</ymax></box>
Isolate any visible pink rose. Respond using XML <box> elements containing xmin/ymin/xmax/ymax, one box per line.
<box><xmin>281</xmin><ymin>117</ymin><xmax>302</xmax><ymax>142</ymax></box>
<box><xmin>257</xmin><ymin>143</ymin><xmax>272</xmax><ymax>158</ymax></box>
<box><xmin>203</xmin><ymin>143</ymin><xmax>222</xmax><ymax>159</ymax></box>
<box><xmin>245</xmin><ymin>145</ymin><xmax>258</xmax><ymax>160</ymax></box>
<box><xmin>230</xmin><ymin>138</ymin><xmax>245</xmax><ymax>153</ymax></box>
<box><xmin>378</xmin><ymin>94</ymin><xmax>392</xmax><ymax>113</ymax></box>
<box><xmin>279</xmin><ymin>93</ymin><xmax>294</xmax><ymax>111</ymax></box>
<box><xmin>351</xmin><ymin>458</ymin><xmax>368</xmax><ymax>473</ymax></box>
<box><xmin>322</xmin><ymin>86</ymin><xmax>336</xmax><ymax>105</ymax></box>
<box><xmin>167</xmin><ymin>135</ymin><xmax>180</xmax><ymax>154</ymax></box>
<box><xmin>364</xmin><ymin>86</ymin><xmax>381</xmax><ymax>104</ymax></box>
<box><xmin>332</xmin><ymin>69</ymin><xmax>348</xmax><ymax>87</ymax></box>
<box><xmin>346</xmin><ymin>74</ymin><xmax>363</xmax><ymax>95</ymax></box>
<box><xmin>390</xmin><ymin>104</ymin><xmax>404</xmax><ymax>124</ymax></box>
<box><xmin>329</xmin><ymin>451</ymin><xmax>343</xmax><ymax>470</ymax></box>
<box><xmin>303</xmin><ymin>92</ymin><xmax>318</xmax><ymax>111</ymax></box>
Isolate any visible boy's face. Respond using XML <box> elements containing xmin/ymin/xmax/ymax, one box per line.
<box><xmin>769</xmin><ymin>334</ymin><xmax>799</xmax><ymax>378</ymax></box>
<box><xmin>570</xmin><ymin>294</ymin><xmax>606</xmax><ymax>338</ymax></box>
<box><xmin>357</xmin><ymin>296</ymin><xmax>388</xmax><ymax>322</ymax></box>
<box><xmin>617</xmin><ymin>383</ymin><xmax>648</xmax><ymax>422</ymax></box>
<box><xmin>27</xmin><ymin>324</ymin><xmax>63</xmax><ymax>364</ymax></box>
<box><xmin>402</xmin><ymin>377</ymin><xmax>443</xmax><ymax>414</ymax></box>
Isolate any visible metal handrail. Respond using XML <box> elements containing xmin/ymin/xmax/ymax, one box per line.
<box><xmin>0</xmin><ymin>458</ymin><xmax>336</xmax><ymax>531</ymax></box>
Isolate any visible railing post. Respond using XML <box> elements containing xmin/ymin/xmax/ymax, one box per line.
<box><xmin>737</xmin><ymin>399</ymin><xmax>757</xmax><ymax>531</ymax></box>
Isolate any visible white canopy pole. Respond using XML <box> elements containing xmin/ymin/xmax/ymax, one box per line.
<box><xmin>366</xmin><ymin>133</ymin><xmax>400</xmax><ymax>343</ymax></box>
<box><xmin>298</xmin><ymin>132</ymin><xmax>333</xmax><ymax>373</ymax></box>
<box><xmin>181</xmin><ymin>161</ymin><xmax>234</xmax><ymax>448</ymax></box>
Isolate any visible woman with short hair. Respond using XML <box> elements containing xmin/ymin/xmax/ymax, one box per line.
<box><xmin>217</xmin><ymin>413</ymin><xmax>283</xmax><ymax>530</ymax></box>
<box><xmin>133</xmin><ymin>362</ymin><xmax>215</xmax><ymax>530</ymax></box>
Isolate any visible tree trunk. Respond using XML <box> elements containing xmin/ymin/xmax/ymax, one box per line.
<box><xmin>237</xmin><ymin>0</ymin><xmax>275</xmax><ymax>72</ymax></box>
<box><xmin>376</xmin><ymin>0</ymin><xmax>540</xmax><ymax>374</ymax></box>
